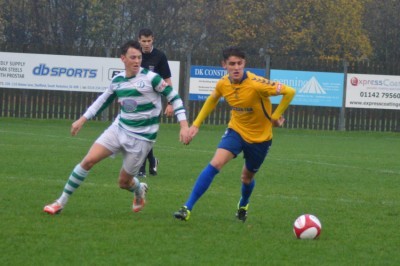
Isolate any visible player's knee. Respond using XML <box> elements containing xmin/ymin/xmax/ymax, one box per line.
<box><xmin>210</xmin><ymin>163</ymin><xmax>222</xmax><ymax>170</ymax></box>
<box><xmin>241</xmin><ymin>174</ymin><xmax>253</xmax><ymax>184</ymax></box>
<box><xmin>80</xmin><ymin>160</ymin><xmax>94</xmax><ymax>171</ymax></box>
<box><xmin>118</xmin><ymin>172</ymin><xmax>133</xmax><ymax>190</ymax></box>
<box><xmin>210</xmin><ymin>160</ymin><xmax>227</xmax><ymax>170</ymax></box>
<box><xmin>118</xmin><ymin>183</ymin><xmax>128</xmax><ymax>190</ymax></box>
<box><xmin>118</xmin><ymin>178</ymin><xmax>130</xmax><ymax>189</ymax></box>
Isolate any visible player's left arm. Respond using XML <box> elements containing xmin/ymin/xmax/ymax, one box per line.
<box><xmin>154</xmin><ymin>75</ymin><xmax>183</xmax><ymax>113</ymax></box>
<box><xmin>271</xmin><ymin>84</ymin><xmax>296</xmax><ymax>126</ymax></box>
<box><xmin>163</xmin><ymin>77</ymin><xmax>174</xmax><ymax>117</ymax></box>
<box><xmin>154</xmin><ymin>76</ymin><xmax>190</xmax><ymax>143</ymax></box>
<box><xmin>162</xmin><ymin>87</ymin><xmax>190</xmax><ymax>144</ymax></box>
<box><xmin>257</xmin><ymin>79</ymin><xmax>296</xmax><ymax>120</ymax></box>
<box><xmin>158</xmin><ymin>53</ymin><xmax>174</xmax><ymax>117</ymax></box>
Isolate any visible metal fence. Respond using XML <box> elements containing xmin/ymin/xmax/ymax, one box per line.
<box><xmin>1</xmin><ymin>54</ymin><xmax>399</xmax><ymax>132</ymax></box>
<box><xmin>1</xmin><ymin>87</ymin><xmax>399</xmax><ymax>132</ymax></box>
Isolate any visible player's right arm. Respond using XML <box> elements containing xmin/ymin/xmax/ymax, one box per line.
<box><xmin>71</xmin><ymin>82</ymin><xmax>116</xmax><ymax>136</ymax></box>
<box><xmin>71</xmin><ymin>116</ymin><xmax>88</xmax><ymax>136</ymax></box>
<box><xmin>189</xmin><ymin>91</ymin><xmax>220</xmax><ymax>138</ymax></box>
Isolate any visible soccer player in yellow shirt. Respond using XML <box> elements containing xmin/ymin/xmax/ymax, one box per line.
<box><xmin>174</xmin><ymin>46</ymin><xmax>296</xmax><ymax>222</ymax></box>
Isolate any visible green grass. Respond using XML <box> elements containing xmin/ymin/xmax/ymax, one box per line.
<box><xmin>1</xmin><ymin>117</ymin><xmax>399</xmax><ymax>265</ymax></box>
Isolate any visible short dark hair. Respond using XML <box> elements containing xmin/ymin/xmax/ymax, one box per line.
<box><xmin>120</xmin><ymin>40</ymin><xmax>141</xmax><ymax>55</ymax></box>
<box><xmin>222</xmin><ymin>46</ymin><xmax>246</xmax><ymax>61</ymax></box>
<box><xmin>138</xmin><ymin>28</ymin><xmax>154</xmax><ymax>38</ymax></box>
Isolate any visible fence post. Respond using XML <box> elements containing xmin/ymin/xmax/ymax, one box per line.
<box><xmin>102</xmin><ymin>47</ymin><xmax>112</xmax><ymax>121</ymax></box>
<box><xmin>339</xmin><ymin>60</ymin><xmax>348</xmax><ymax>131</ymax></box>
<box><xmin>183</xmin><ymin>52</ymin><xmax>191</xmax><ymax>112</ymax></box>
<box><xmin>265</xmin><ymin>54</ymin><xmax>271</xmax><ymax>79</ymax></box>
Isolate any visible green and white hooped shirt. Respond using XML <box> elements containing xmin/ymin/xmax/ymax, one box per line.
<box><xmin>83</xmin><ymin>68</ymin><xmax>186</xmax><ymax>142</ymax></box>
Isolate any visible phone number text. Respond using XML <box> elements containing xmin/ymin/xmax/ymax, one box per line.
<box><xmin>360</xmin><ymin>91</ymin><xmax>400</xmax><ymax>99</ymax></box>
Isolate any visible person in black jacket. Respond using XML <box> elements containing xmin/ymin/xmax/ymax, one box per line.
<box><xmin>137</xmin><ymin>28</ymin><xmax>174</xmax><ymax>177</ymax></box>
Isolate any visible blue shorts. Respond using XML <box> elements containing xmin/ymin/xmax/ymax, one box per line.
<box><xmin>217</xmin><ymin>128</ymin><xmax>272</xmax><ymax>173</ymax></box>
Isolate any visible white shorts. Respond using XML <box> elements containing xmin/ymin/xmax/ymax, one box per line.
<box><xmin>95</xmin><ymin>124</ymin><xmax>153</xmax><ymax>176</ymax></box>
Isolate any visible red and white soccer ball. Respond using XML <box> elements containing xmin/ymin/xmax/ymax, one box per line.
<box><xmin>293</xmin><ymin>214</ymin><xmax>322</xmax><ymax>239</ymax></box>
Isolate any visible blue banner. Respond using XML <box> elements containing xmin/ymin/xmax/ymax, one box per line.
<box><xmin>189</xmin><ymin>65</ymin><xmax>344</xmax><ymax>107</ymax></box>
<box><xmin>271</xmin><ymin>69</ymin><xmax>344</xmax><ymax>107</ymax></box>
<box><xmin>189</xmin><ymin>66</ymin><xmax>266</xmax><ymax>100</ymax></box>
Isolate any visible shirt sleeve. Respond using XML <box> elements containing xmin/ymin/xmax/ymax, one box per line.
<box><xmin>157</xmin><ymin>53</ymin><xmax>172</xmax><ymax>80</ymax></box>
<box><xmin>153</xmin><ymin>74</ymin><xmax>187</xmax><ymax>121</ymax></box>
<box><xmin>271</xmin><ymin>85</ymin><xmax>296</xmax><ymax>120</ymax></box>
<box><xmin>192</xmin><ymin>81</ymin><xmax>222</xmax><ymax>127</ymax></box>
<box><xmin>254</xmin><ymin>76</ymin><xmax>296</xmax><ymax>120</ymax></box>
<box><xmin>192</xmin><ymin>94</ymin><xmax>219</xmax><ymax>127</ymax></box>
<box><xmin>83</xmin><ymin>87</ymin><xmax>116</xmax><ymax>119</ymax></box>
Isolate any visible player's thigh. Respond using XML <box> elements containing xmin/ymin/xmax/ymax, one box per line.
<box><xmin>243</xmin><ymin>140</ymin><xmax>272</xmax><ymax>173</ymax></box>
<box><xmin>82</xmin><ymin>143</ymin><xmax>113</xmax><ymax>168</ymax></box>
<box><xmin>212</xmin><ymin>128</ymin><xmax>243</xmax><ymax>169</ymax></box>
<box><xmin>122</xmin><ymin>138</ymin><xmax>153</xmax><ymax>176</ymax></box>
<box><xmin>210</xmin><ymin>148</ymin><xmax>235</xmax><ymax>170</ymax></box>
<box><xmin>94</xmin><ymin>124</ymin><xmax>121</xmax><ymax>154</ymax></box>
<box><xmin>81</xmin><ymin>125</ymin><xmax>120</xmax><ymax>168</ymax></box>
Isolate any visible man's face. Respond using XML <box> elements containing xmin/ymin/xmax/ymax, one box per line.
<box><xmin>138</xmin><ymin>35</ymin><xmax>154</xmax><ymax>53</ymax></box>
<box><xmin>121</xmin><ymin>47</ymin><xmax>142</xmax><ymax>76</ymax></box>
<box><xmin>222</xmin><ymin>56</ymin><xmax>246</xmax><ymax>83</ymax></box>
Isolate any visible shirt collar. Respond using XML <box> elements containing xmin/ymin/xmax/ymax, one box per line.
<box><xmin>142</xmin><ymin>46</ymin><xmax>154</xmax><ymax>54</ymax></box>
<box><xmin>229</xmin><ymin>71</ymin><xmax>248</xmax><ymax>84</ymax></box>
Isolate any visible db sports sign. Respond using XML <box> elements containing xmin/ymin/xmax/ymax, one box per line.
<box><xmin>0</xmin><ymin>52</ymin><xmax>180</xmax><ymax>92</ymax></box>
<box><xmin>0</xmin><ymin>52</ymin><xmax>123</xmax><ymax>92</ymax></box>
<box><xmin>32</xmin><ymin>64</ymin><xmax>97</xmax><ymax>78</ymax></box>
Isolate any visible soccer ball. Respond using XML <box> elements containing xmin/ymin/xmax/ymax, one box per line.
<box><xmin>293</xmin><ymin>214</ymin><xmax>322</xmax><ymax>239</ymax></box>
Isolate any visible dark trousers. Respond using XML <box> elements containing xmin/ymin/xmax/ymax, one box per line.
<box><xmin>139</xmin><ymin>148</ymin><xmax>155</xmax><ymax>173</ymax></box>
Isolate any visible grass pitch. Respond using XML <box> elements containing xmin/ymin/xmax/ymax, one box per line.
<box><xmin>0</xmin><ymin>117</ymin><xmax>399</xmax><ymax>265</ymax></box>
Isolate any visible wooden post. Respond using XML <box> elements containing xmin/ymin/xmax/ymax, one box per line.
<box><xmin>339</xmin><ymin>60</ymin><xmax>348</xmax><ymax>131</ymax></box>
<box><xmin>184</xmin><ymin>52</ymin><xmax>191</xmax><ymax>114</ymax></box>
<box><xmin>265</xmin><ymin>54</ymin><xmax>271</xmax><ymax>79</ymax></box>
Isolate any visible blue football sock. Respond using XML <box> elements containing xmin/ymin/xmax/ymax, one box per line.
<box><xmin>185</xmin><ymin>164</ymin><xmax>219</xmax><ymax>210</ymax></box>
<box><xmin>239</xmin><ymin>179</ymin><xmax>255</xmax><ymax>207</ymax></box>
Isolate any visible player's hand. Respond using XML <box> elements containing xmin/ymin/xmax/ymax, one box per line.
<box><xmin>179</xmin><ymin>127</ymin><xmax>191</xmax><ymax>145</ymax></box>
<box><xmin>272</xmin><ymin>116</ymin><xmax>285</xmax><ymax>127</ymax></box>
<box><xmin>164</xmin><ymin>104</ymin><xmax>174</xmax><ymax>117</ymax></box>
<box><xmin>189</xmin><ymin>125</ymin><xmax>199</xmax><ymax>139</ymax></box>
<box><xmin>71</xmin><ymin>117</ymin><xmax>87</xmax><ymax>136</ymax></box>
<box><xmin>179</xmin><ymin>120</ymin><xmax>191</xmax><ymax>145</ymax></box>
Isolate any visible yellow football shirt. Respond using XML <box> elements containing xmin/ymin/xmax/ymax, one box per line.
<box><xmin>193</xmin><ymin>71</ymin><xmax>295</xmax><ymax>143</ymax></box>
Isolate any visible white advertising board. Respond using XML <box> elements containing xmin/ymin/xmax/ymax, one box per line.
<box><xmin>0</xmin><ymin>52</ymin><xmax>180</xmax><ymax>92</ymax></box>
<box><xmin>346</xmin><ymin>73</ymin><xmax>400</xmax><ymax>110</ymax></box>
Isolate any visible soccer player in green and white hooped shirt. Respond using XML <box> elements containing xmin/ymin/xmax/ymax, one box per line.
<box><xmin>44</xmin><ymin>40</ymin><xmax>190</xmax><ymax>215</ymax></box>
